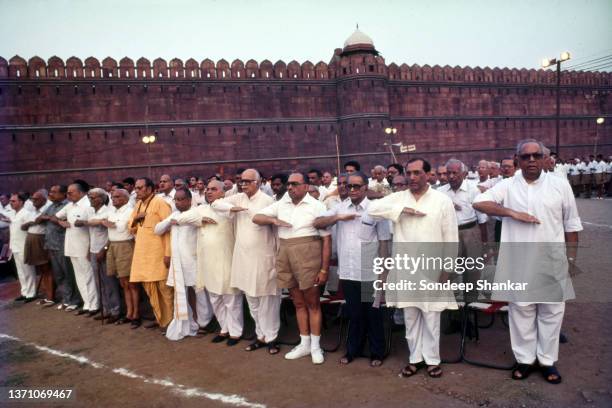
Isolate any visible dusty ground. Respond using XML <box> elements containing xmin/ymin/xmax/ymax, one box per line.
<box><xmin>0</xmin><ymin>199</ymin><xmax>611</xmax><ymax>408</ymax></box>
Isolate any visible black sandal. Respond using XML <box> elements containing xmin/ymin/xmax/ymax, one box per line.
<box><xmin>540</xmin><ymin>365</ymin><xmax>562</xmax><ymax>384</ymax></box>
<box><xmin>339</xmin><ymin>354</ymin><xmax>354</xmax><ymax>365</ymax></box>
<box><xmin>400</xmin><ymin>361</ymin><xmax>424</xmax><ymax>377</ymax></box>
<box><xmin>267</xmin><ymin>341</ymin><xmax>280</xmax><ymax>355</ymax></box>
<box><xmin>427</xmin><ymin>365</ymin><xmax>443</xmax><ymax>378</ymax></box>
<box><xmin>511</xmin><ymin>363</ymin><xmax>534</xmax><ymax>380</ymax></box>
<box><xmin>212</xmin><ymin>334</ymin><xmax>229</xmax><ymax>343</ymax></box>
<box><xmin>245</xmin><ymin>340</ymin><xmax>266</xmax><ymax>351</ymax></box>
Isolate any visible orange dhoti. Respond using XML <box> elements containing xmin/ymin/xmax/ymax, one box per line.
<box><xmin>142</xmin><ymin>281</ymin><xmax>174</xmax><ymax>328</ymax></box>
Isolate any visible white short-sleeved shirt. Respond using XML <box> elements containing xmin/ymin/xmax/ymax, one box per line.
<box><xmin>87</xmin><ymin>205</ymin><xmax>110</xmax><ymax>253</ymax></box>
<box><xmin>474</xmin><ymin>171</ymin><xmax>582</xmax><ymax>243</ymax></box>
<box><xmin>107</xmin><ymin>203</ymin><xmax>134</xmax><ymax>242</ymax></box>
<box><xmin>256</xmin><ymin>192</ymin><xmax>331</xmax><ymax>239</ymax></box>
<box><xmin>323</xmin><ymin>197</ymin><xmax>391</xmax><ymax>281</ymax></box>
<box><xmin>9</xmin><ymin>208</ymin><xmax>33</xmax><ymax>254</ymax></box>
<box><xmin>438</xmin><ymin>180</ymin><xmax>488</xmax><ymax>225</ymax></box>
<box><xmin>26</xmin><ymin>201</ymin><xmax>52</xmax><ymax>235</ymax></box>
<box><xmin>55</xmin><ymin>195</ymin><xmax>91</xmax><ymax>258</ymax></box>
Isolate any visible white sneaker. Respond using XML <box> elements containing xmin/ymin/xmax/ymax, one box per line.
<box><xmin>284</xmin><ymin>344</ymin><xmax>311</xmax><ymax>360</ymax></box>
<box><xmin>311</xmin><ymin>348</ymin><xmax>324</xmax><ymax>364</ymax></box>
<box><xmin>65</xmin><ymin>304</ymin><xmax>78</xmax><ymax>312</ymax></box>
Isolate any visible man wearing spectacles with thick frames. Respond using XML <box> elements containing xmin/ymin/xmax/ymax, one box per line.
<box><xmin>474</xmin><ymin>139</ymin><xmax>582</xmax><ymax>385</ymax></box>
<box><xmin>314</xmin><ymin>171</ymin><xmax>390</xmax><ymax>367</ymax></box>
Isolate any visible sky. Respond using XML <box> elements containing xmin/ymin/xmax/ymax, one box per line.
<box><xmin>1</xmin><ymin>0</ymin><xmax>611</xmax><ymax>71</ymax></box>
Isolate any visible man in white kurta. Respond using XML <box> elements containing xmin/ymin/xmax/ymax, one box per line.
<box><xmin>154</xmin><ymin>188</ymin><xmax>209</xmax><ymax>340</ymax></box>
<box><xmin>474</xmin><ymin>139</ymin><xmax>582</xmax><ymax>384</ymax></box>
<box><xmin>368</xmin><ymin>158</ymin><xmax>458</xmax><ymax>378</ymax></box>
<box><xmin>211</xmin><ymin>169</ymin><xmax>281</xmax><ymax>353</ymax></box>
<box><xmin>174</xmin><ymin>180</ymin><xmax>242</xmax><ymax>345</ymax></box>
<box><xmin>55</xmin><ymin>184</ymin><xmax>99</xmax><ymax>314</ymax></box>
<box><xmin>6</xmin><ymin>194</ymin><xmax>37</xmax><ymax>300</ymax></box>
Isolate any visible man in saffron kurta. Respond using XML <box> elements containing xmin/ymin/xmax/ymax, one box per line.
<box><xmin>129</xmin><ymin>177</ymin><xmax>174</xmax><ymax>329</ymax></box>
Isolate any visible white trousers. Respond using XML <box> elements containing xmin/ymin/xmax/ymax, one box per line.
<box><xmin>69</xmin><ymin>256</ymin><xmax>99</xmax><ymax>311</ymax></box>
<box><xmin>403</xmin><ymin>308</ymin><xmax>441</xmax><ymax>365</ymax></box>
<box><xmin>13</xmin><ymin>252</ymin><xmax>36</xmax><ymax>298</ymax></box>
<box><xmin>195</xmin><ymin>289</ymin><xmax>214</xmax><ymax>328</ymax></box>
<box><xmin>508</xmin><ymin>302</ymin><xmax>565</xmax><ymax>366</ymax></box>
<box><xmin>209</xmin><ymin>292</ymin><xmax>244</xmax><ymax>338</ymax></box>
<box><xmin>245</xmin><ymin>294</ymin><xmax>281</xmax><ymax>343</ymax></box>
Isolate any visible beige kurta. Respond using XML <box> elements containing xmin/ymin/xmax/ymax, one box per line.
<box><xmin>367</xmin><ymin>187</ymin><xmax>459</xmax><ymax>312</ymax></box>
<box><xmin>212</xmin><ymin>191</ymin><xmax>278</xmax><ymax>297</ymax></box>
<box><xmin>128</xmin><ymin>195</ymin><xmax>172</xmax><ymax>282</ymax></box>
<box><xmin>175</xmin><ymin>204</ymin><xmax>236</xmax><ymax>295</ymax></box>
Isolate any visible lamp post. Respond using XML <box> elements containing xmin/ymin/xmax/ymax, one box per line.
<box><xmin>542</xmin><ymin>51</ymin><xmax>571</xmax><ymax>155</ymax></box>
<box><xmin>384</xmin><ymin>127</ymin><xmax>398</xmax><ymax>162</ymax></box>
<box><xmin>594</xmin><ymin>117</ymin><xmax>605</xmax><ymax>155</ymax></box>
<box><xmin>142</xmin><ymin>134</ymin><xmax>156</xmax><ymax>178</ymax></box>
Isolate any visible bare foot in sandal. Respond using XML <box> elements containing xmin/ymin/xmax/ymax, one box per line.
<box><xmin>400</xmin><ymin>361</ymin><xmax>424</xmax><ymax>377</ymax></box>
<box><xmin>427</xmin><ymin>365</ymin><xmax>443</xmax><ymax>378</ymax></box>
<box><xmin>339</xmin><ymin>355</ymin><xmax>353</xmax><ymax>365</ymax></box>
<box><xmin>267</xmin><ymin>341</ymin><xmax>280</xmax><ymax>355</ymax></box>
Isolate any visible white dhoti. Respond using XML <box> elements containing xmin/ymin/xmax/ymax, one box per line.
<box><xmin>508</xmin><ymin>302</ymin><xmax>565</xmax><ymax>366</ymax></box>
<box><xmin>13</xmin><ymin>252</ymin><xmax>36</xmax><ymax>298</ymax></box>
<box><xmin>245</xmin><ymin>294</ymin><xmax>281</xmax><ymax>343</ymax></box>
<box><xmin>403</xmin><ymin>307</ymin><xmax>441</xmax><ymax>365</ymax></box>
<box><xmin>209</xmin><ymin>292</ymin><xmax>244</xmax><ymax>338</ymax></box>
<box><xmin>70</xmin><ymin>256</ymin><xmax>99</xmax><ymax>311</ymax></box>
<box><xmin>195</xmin><ymin>289</ymin><xmax>214</xmax><ymax>328</ymax></box>
<box><xmin>166</xmin><ymin>236</ymin><xmax>198</xmax><ymax>341</ymax></box>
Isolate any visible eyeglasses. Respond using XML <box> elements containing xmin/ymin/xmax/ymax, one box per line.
<box><xmin>238</xmin><ymin>179</ymin><xmax>256</xmax><ymax>185</ymax></box>
<box><xmin>287</xmin><ymin>182</ymin><xmax>304</xmax><ymax>187</ymax></box>
<box><xmin>337</xmin><ymin>181</ymin><xmax>348</xmax><ymax>186</ymax></box>
<box><xmin>392</xmin><ymin>183</ymin><xmax>407</xmax><ymax>189</ymax></box>
<box><xmin>519</xmin><ymin>153</ymin><xmax>544</xmax><ymax>161</ymax></box>
<box><xmin>347</xmin><ymin>184</ymin><xmax>364</xmax><ymax>190</ymax></box>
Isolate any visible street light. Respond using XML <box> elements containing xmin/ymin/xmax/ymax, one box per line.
<box><xmin>384</xmin><ymin>127</ymin><xmax>398</xmax><ymax>162</ymax></box>
<box><xmin>384</xmin><ymin>127</ymin><xmax>397</xmax><ymax>135</ymax></box>
<box><xmin>594</xmin><ymin>117</ymin><xmax>605</xmax><ymax>155</ymax></box>
<box><xmin>541</xmin><ymin>51</ymin><xmax>571</xmax><ymax>155</ymax></box>
<box><xmin>142</xmin><ymin>134</ymin><xmax>156</xmax><ymax>177</ymax></box>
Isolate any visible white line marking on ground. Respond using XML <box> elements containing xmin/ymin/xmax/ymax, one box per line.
<box><xmin>0</xmin><ymin>333</ymin><xmax>266</xmax><ymax>408</ymax></box>
<box><xmin>583</xmin><ymin>221</ymin><xmax>612</xmax><ymax>229</ymax></box>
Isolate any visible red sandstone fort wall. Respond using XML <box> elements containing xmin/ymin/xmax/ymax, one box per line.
<box><xmin>0</xmin><ymin>55</ymin><xmax>610</xmax><ymax>191</ymax></box>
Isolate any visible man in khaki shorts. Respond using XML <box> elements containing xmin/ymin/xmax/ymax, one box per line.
<box><xmin>103</xmin><ymin>189</ymin><xmax>137</xmax><ymax>326</ymax></box>
<box><xmin>254</xmin><ymin>172</ymin><xmax>331</xmax><ymax>364</ymax></box>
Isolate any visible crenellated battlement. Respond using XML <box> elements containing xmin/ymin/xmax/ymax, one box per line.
<box><xmin>2</xmin><ymin>55</ymin><xmax>609</xmax><ymax>85</ymax></box>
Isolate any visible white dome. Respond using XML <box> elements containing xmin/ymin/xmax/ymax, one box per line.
<box><xmin>343</xmin><ymin>29</ymin><xmax>374</xmax><ymax>48</ymax></box>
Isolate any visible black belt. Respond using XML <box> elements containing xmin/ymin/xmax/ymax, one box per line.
<box><xmin>458</xmin><ymin>221</ymin><xmax>477</xmax><ymax>230</ymax></box>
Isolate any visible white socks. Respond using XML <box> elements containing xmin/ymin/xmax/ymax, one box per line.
<box><xmin>310</xmin><ymin>334</ymin><xmax>321</xmax><ymax>351</ymax></box>
<box><xmin>300</xmin><ymin>334</ymin><xmax>311</xmax><ymax>349</ymax></box>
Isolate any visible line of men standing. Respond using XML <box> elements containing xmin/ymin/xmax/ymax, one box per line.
<box><xmin>1</xmin><ymin>141</ymin><xmax>585</xmax><ymax>381</ymax></box>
